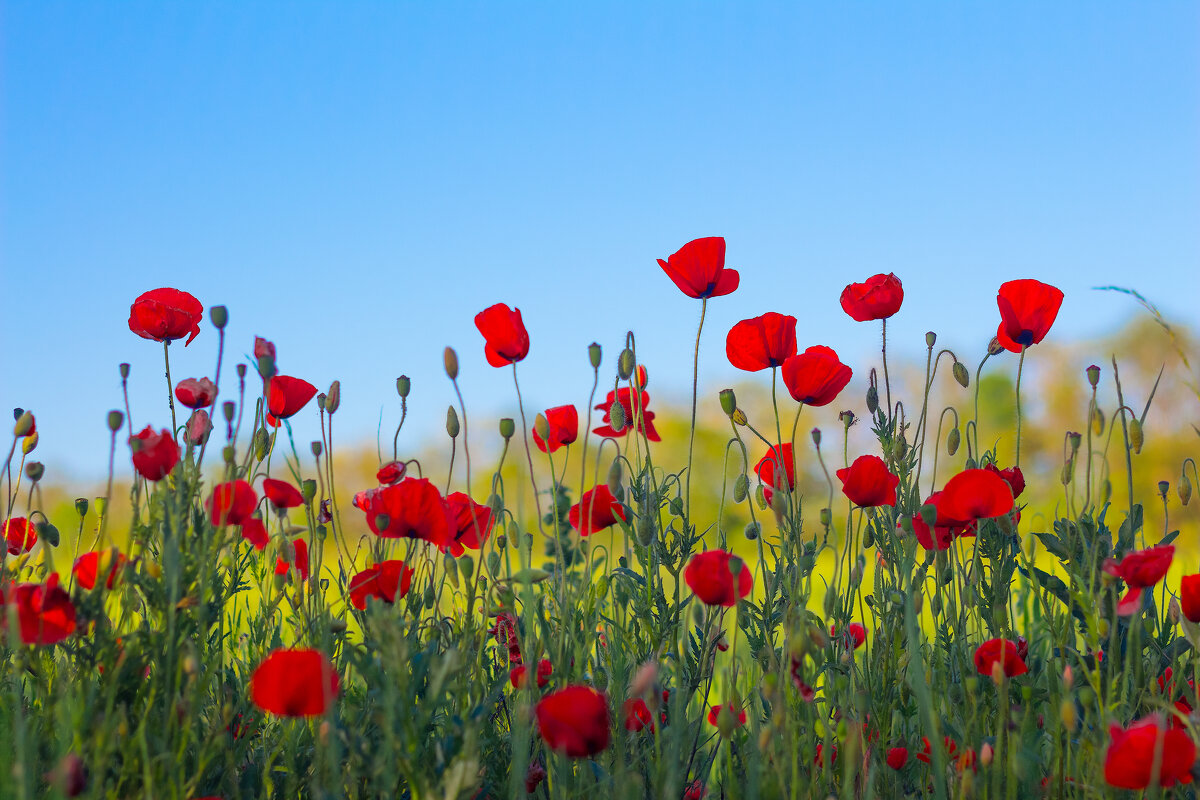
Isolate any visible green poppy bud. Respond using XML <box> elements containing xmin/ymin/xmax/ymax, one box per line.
<box><xmin>733</xmin><ymin>474</ymin><xmax>748</xmax><ymax>503</ymax></box>
<box><xmin>947</xmin><ymin>427</ymin><xmax>960</xmax><ymax>456</ymax></box>
<box><xmin>13</xmin><ymin>411</ymin><xmax>34</xmax><ymax>437</ymax></box>
<box><xmin>608</xmin><ymin>400</ymin><xmax>626</xmax><ymax>433</ymax></box>
<box><xmin>94</xmin><ymin>497</ymin><xmax>107</xmax><ymax>517</ymax></box>
<box><xmin>36</xmin><ymin>520</ymin><xmax>60</xmax><ymax>547</ymax></box>
<box><xmin>374</xmin><ymin>513</ymin><xmax>390</xmax><ymax>532</ymax></box>
<box><xmin>209</xmin><ymin>305</ymin><xmax>228</xmax><ymax>329</ymax></box>
<box><xmin>588</xmin><ymin>342</ymin><xmax>602</xmax><ymax>369</ymax></box>
<box><xmin>257</xmin><ymin>354</ymin><xmax>276</xmax><ymax>380</ymax></box>
<box><xmin>443</xmin><ymin>347</ymin><xmax>459</xmax><ymax>380</ymax></box>
<box><xmin>458</xmin><ymin>554</ymin><xmax>474</xmax><ymax>581</ymax></box>
<box><xmin>719</xmin><ymin>388</ymin><xmax>737</xmax><ymax>417</ymax></box>
<box><xmin>533</xmin><ymin>413</ymin><xmax>549</xmax><ymax>443</ymax></box>
<box><xmin>1092</xmin><ymin>406</ymin><xmax>1105</xmax><ymax>435</ymax></box>
<box><xmin>499</xmin><ymin>417</ymin><xmax>515</xmax><ymax>439</ymax></box>
<box><xmin>952</xmin><ymin>361</ymin><xmax>969</xmax><ymax>388</ymax></box>
<box><xmin>21</xmin><ymin>432</ymin><xmax>38</xmax><ymax>454</ymax></box>
<box><xmin>819</xmin><ymin>508</ymin><xmax>832</xmax><ymax>527</ymax></box>
<box><xmin>607</xmin><ymin>459</ymin><xmax>623</xmax><ymax>494</ymax></box>
<box><xmin>1129</xmin><ymin>418</ymin><xmax>1144</xmax><ymax>454</ymax></box>
<box><xmin>1179</xmin><ymin>471</ymin><xmax>1192</xmax><ymax>506</ymax></box>
<box><xmin>423</xmin><ymin>582</ymin><xmax>437</xmax><ymax>609</ymax></box>
<box><xmin>1101</xmin><ymin>479</ymin><xmax>1112</xmax><ymax>504</ymax></box>
<box><xmin>862</xmin><ymin>527</ymin><xmax>875</xmax><ymax>548</ymax></box>
<box><xmin>617</xmin><ymin>348</ymin><xmax>635</xmax><ymax>380</ymax></box>
<box><xmin>446</xmin><ymin>406</ymin><xmax>460</xmax><ymax>438</ymax></box>
<box><xmin>636</xmin><ymin>514</ymin><xmax>655</xmax><ymax>546</ymax></box>
<box><xmin>396</xmin><ymin>375</ymin><xmax>411</xmax><ymax>398</ymax></box>
<box><xmin>745</xmin><ymin>521</ymin><xmax>760</xmax><ymax>541</ymax></box>
<box><xmin>732</xmin><ymin>409</ymin><xmax>748</xmax><ymax>426</ymax></box>
<box><xmin>223</xmin><ymin>445</ymin><xmax>236</xmax><ymax>464</ymax></box>
<box><xmin>987</xmin><ymin>337</ymin><xmax>1004</xmax><ymax>356</ymax></box>
<box><xmin>325</xmin><ymin>381</ymin><xmax>341</xmax><ymax>414</ymax></box>
<box><xmin>1061</xmin><ymin>460</ymin><xmax>1074</xmax><ymax>485</ymax></box>
<box><xmin>487</xmin><ymin>551</ymin><xmax>501</xmax><ymax>575</ymax></box>
<box><xmin>866</xmin><ymin>385</ymin><xmax>879</xmax><ymax>414</ymax></box>
<box><xmin>1086</xmin><ymin>364</ymin><xmax>1101</xmax><ymax>387</ymax></box>
<box><xmin>107</xmin><ymin>410</ymin><xmax>124</xmax><ymax>432</ymax></box>
<box><xmin>253</xmin><ymin>429</ymin><xmax>269</xmax><ymax>461</ymax></box>
<box><xmin>74</xmin><ymin>498</ymin><xmax>89</xmax><ymax>517</ymax></box>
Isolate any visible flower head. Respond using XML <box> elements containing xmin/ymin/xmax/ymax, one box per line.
<box><xmin>656</xmin><ymin>236</ymin><xmax>739</xmax><ymax>299</ymax></box>
<box><xmin>174</xmin><ymin>378</ymin><xmax>217</xmax><ymax>410</ymax></box>
<box><xmin>348</xmin><ymin>560</ymin><xmax>414</xmax><ymax>610</ymax></box>
<box><xmin>535</xmin><ymin>686</ymin><xmax>611</xmax><ymax>757</ymax></box>
<box><xmin>996</xmin><ymin>279</ymin><xmax>1064</xmax><ymax>352</ymax></box>
<box><xmin>781</xmin><ymin>346</ymin><xmax>852</xmax><ymax>407</ymax></box>
<box><xmin>836</xmin><ymin>455</ymin><xmax>899</xmax><ymax>508</ymax></box>
<box><xmin>840</xmin><ymin>273</ymin><xmax>904</xmax><ymax>322</ymax></box>
<box><xmin>474</xmin><ymin>303</ymin><xmax>530</xmax><ymax>367</ymax></box>
<box><xmin>206</xmin><ymin>480</ymin><xmax>258</xmax><ymax>527</ymax></box>
<box><xmin>1104</xmin><ymin>715</ymin><xmax>1195</xmax><ymax>789</ymax></box>
<box><xmin>1</xmin><ymin>574</ymin><xmax>76</xmax><ymax>646</ymax></box>
<box><xmin>533</xmin><ymin>405</ymin><xmax>579</xmax><ymax>453</ymax></box>
<box><xmin>685</xmin><ymin>550</ymin><xmax>752</xmax><ymax>607</ymax></box>
<box><xmin>250</xmin><ymin>648</ymin><xmax>339</xmax><ymax>717</ymax></box>
<box><xmin>755</xmin><ymin>444</ymin><xmax>795</xmax><ymax>507</ymax></box>
<box><xmin>1104</xmin><ymin>545</ymin><xmax>1174</xmax><ymax>616</ymax></box>
<box><xmin>128</xmin><ymin>288</ymin><xmax>203</xmax><ymax>346</ymax></box>
<box><xmin>266</xmin><ymin>375</ymin><xmax>317</xmax><ymax>427</ymax></box>
<box><xmin>973</xmin><ymin>638</ymin><xmax>1029</xmax><ymax>678</ymax></box>
<box><xmin>568</xmin><ymin>485</ymin><xmax>627</xmax><ymax>537</ymax></box>
<box><xmin>130</xmin><ymin>426</ymin><xmax>180</xmax><ymax>482</ymax></box>
<box><xmin>726</xmin><ymin>313</ymin><xmax>797</xmax><ymax>371</ymax></box>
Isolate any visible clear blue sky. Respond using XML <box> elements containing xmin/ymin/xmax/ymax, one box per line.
<box><xmin>2</xmin><ymin>2</ymin><xmax>1197</xmax><ymax>483</ymax></box>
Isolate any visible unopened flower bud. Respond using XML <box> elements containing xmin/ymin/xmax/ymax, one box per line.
<box><xmin>979</xmin><ymin>742</ymin><xmax>993</xmax><ymax>767</ymax></box>
<box><xmin>865</xmin><ymin>385</ymin><xmax>879</xmax><ymax>414</ymax></box>
<box><xmin>257</xmin><ymin>354</ymin><xmax>276</xmax><ymax>380</ymax></box>
<box><xmin>107</xmin><ymin>410</ymin><xmax>124</xmax><ymax>432</ymax></box>
<box><xmin>733</xmin><ymin>474</ymin><xmax>748</xmax><ymax>503</ymax></box>
<box><xmin>892</xmin><ymin>432</ymin><xmax>908</xmax><ymax>460</ymax></box>
<box><xmin>607</xmin><ymin>459</ymin><xmax>623</xmax><ymax>494</ymax></box>
<box><xmin>302</xmin><ymin>479</ymin><xmax>317</xmax><ymax>503</ymax></box>
<box><xmin>1129</xmin><ymin>418</ymin><xmax>1144</xmax><ymax>454</ymax></box>
<box><xmin>533</xmin><ymin>413</ymin><xmax>549</xmax><ymax>443</ymax></box>
<box><xmin>74</xmin><ymin>498</ymin><xmax>89</xmax><ymax>517</ymax></box>
<box><xmin>499</xmin><ymin>417</ymin><xmax>515</xmax><ymax>439</ymax></box>
<box><xmin>617</xmin><ymin>348</ymin><xmax>635</xmax><ymax>380</ymax></box>
<box><xmin>209</xmin><ymin>305</ymin><xmax>228</xmax><ymax>329</ymax></box>
<box><xmin>24</xmin><ymin>461</ymin><xmax>44</xmax><ymax>482</ymax></box>
<box><xmin>947</xmin><ymin>427</ymin><xmax>961</xmax><ymax>456</ymax></box>
<box><xmin>1101</xmin><ymin>479</ymin><xmax>1112</xmax><ymax>504</ymax></box>
<box><xmin>458</xmin><ymin>553</ymin><xmax>474</xmax><ymax>581</ymax></box>
<box><xmin>21</xmin><ymin>432</ymin><xmax>38</xmax><ymax>454</ymax></box>
<box><xmin>719</xmin><ymin>388</ymin><xmax>737</xmax><ymax>417</ymax></box>
<box><xmin>253</xmin><ymin>429</ymin><xmax>269</xmax><ymax>461</ymax></box>
<box><xmin>952</xmin><ymin>361</ymin><xmax>969</xmax><ymax>388</ymax></box>
<box><xmin>1060</xmin><ymin>699</ymin><xmax>1076</xmax><ymax>731</ymax></box>
<box><xmin>609</xmin><ymin>400</ymin><xmax>626</xmax><ymax>432</ymax></box>
<box><xmin>1092</xmin><ymin>406</ymin><xmax>1105</xmax><ymax>435</ymax></box>
<box><xmin>396</xmin><ymin>375</ymin><xmax>411</xmax><ymax>398</ymax></box>
<box><xmin>443</xmin><ymin>347</ymin><xmax>459</xmax><ymax>380</ymax></box>
<box><xmin>374</xmin><ymin>514</ymin><xmax>390</xmax><ymax>532</ymax></box>
<box><xmin>186</xmin><ymin>410</ymin><xmax>213</xmax><ymax>446</ymax></box>
<box><xmin>446</xmin><ymin>406</ymin><xmax>460</xmax><ymax>438</ymax></box>
<box><xmin>1179</xmin><ymin>471</ymin><xmax>1192</xmax><ymax>506</ymax></box>
<box><xmin>1086</xmin><ymin>364</ymin><xmax>1101</xmax><ymax>387</ymax></box>
<box><xmin>987</xmin><ymin>337</ymin><xmax>1004</xmax><ymax>356</ymax></box>
<box><xmin>811</xmin><ymin>428</ymin><xmax>821</xmax><ymax>447</ymax></box>
<box><xmin>325</xmin><ymin>381</ymin><xmax>341</xmax><ymax>414</ymax></box>
<box><xmin>13</xmin><ymin>411</ymin><xmax>34</xmax><ymax>437</ymax></box>
<box><xmin>745</xmin><ymin>521</ymin><xmax>760</xmax><ymax>541</ymax></box>
<box><xmin>223</xmin><ymin>445</ymin><xmax>236</xmax><ymax>464</ymax></box>
<box><xmin>588</xmin><ymin>342</ymin><xmax>602</xmax><ymax>369</ymax></box>
<box><xmin>819</xmin><ymin>508</ymin><xmax>832</xmax><ymax>527</ymax></box>
<box><xmin>731</xmin><ymin>408</ymin><xmax>748</xmax><ymax>426</ymax></box>
<box><xmin>1060</xmin><ymin>459</ymin><xmax>1074</xmax><ymax>485</ymax></box>
<box><xmin>636</xmin><ymin>514</ymin><xmax>656</xmax><ymax>546</ymax></box>
<box><xmin>716</xmin><ymin>705</ymin><xmax>738</xmax><ymax>738</ymax></box>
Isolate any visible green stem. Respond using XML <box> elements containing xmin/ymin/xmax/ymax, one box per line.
<box><xmin>1014</xmin><ymin>346</ymin><xmax>1027</xmax><ymax>468</ymax></box>
<box><xmin>685</xmin><ymin>298</ymin><xmax>708</xmax><ymax>517</ymax></box>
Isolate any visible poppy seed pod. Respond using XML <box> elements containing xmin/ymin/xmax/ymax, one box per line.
<box><xmin>222</xmin><ymin>401</ymin><xmax>236</xmax><ymax>423</ymax></box>
<box><xmin>1128</xmin><ymin>419</ymin><xmax>1144</xmax><ymax>454</ymax></box>
<box><xmin>209</xmin><ymin>305</ymin><xmax>228</xmax><ymax>329</ymax></box>
<box><xmin>302</xmin><ymin>479</ymin><xmax>317</xmax><ymax>503</ymax></box>
<box><xmin>236</xmin><ymin>363</ymin><xmax>246</xmax><ymax>379</ymax></box>
<box><xmin>396</xmin><ymin>375</ymin><xmax>411</xmax><ymax>398</ymax></box>
<box><xmin>1158</xmin><ymin>480</ymin><xmax>1170</xmax><ymax>499</ymax></box>
<box><xmin>311</xmin><ymin>440</ymin><xmax>322</xmax><ymax>457</ymax></box>
<box><xmin>952</xmin><ymin>361</ymin><xmax>969</xmax><ymax>388</ymax></box>
<box><xmin>119</xmin><ymin>362</ymin><xmax>131</xmax><ymax>379</ymax></box>
<box><xmin>74</xmin><ymin>498</ymin><xmax>89</xmax><ymax>517</ymax></box>
<box><xmin>499</xmin><ymin>418</ymin><xmax>515</xmax><ymax>439</ymax></box>
<box><xmin>617</xmin><ymin>348</ymin><xmax>635</xmax><ymax>380</ymax></box>
<box><xmin>316</xmin><ymin>394</ymin><xmax>326</xmax><ymax>412</ymax></box>
<box><xmin>443</xmin><ymin>347</ymin><xmax>459</xmax><ymax>380</ymax></box>
<box><xmin>1086</xmin><ymin>364</ymin><xmax>1101</xmax><ymax>387</ymax></box>
<box><xmin>811</xmin><ymin>428</ymin><xmax>822</xmax><ymax>447</ymax></box>
<box><xmin>325</xmin><ymin>381</ymin><xmax>341</xmax><ymax>414</ymax></box>
<box><xmin>719</xmin><ymin>388</ymin><xmax>737</xmax><ymax>417</ymax></box>
<box><xmin>947</xmin><ymin>427</ymin><xmax>961</xmax><ymax>456</ymax></box>
<box><xmin>107</xmin><ymin>410</ymin><xmax>124</xmax><ymax>432</ymax></box>
<box><xmin>21</xmin><ymin>432</ymin><xmax>38</xmax><ymax>454</ymax></box>
<box><xmin>13</xmin><ymin>411</ymin><xmax>34</xmax><ymax>437</ymax></box>
<box><xmin>257</xmin><ymin>355</ymin><xmax>276</xmax><ymax>380</ymax></box>
<box><xmin>588</xmin><ymin>342</ymin><xmax>602</xmax><ymax>369</ymax></box>
<box><xmin>24</xmin><ymin>461</ymin><xmax>44</xmax><ymax>482</ymax></box>
<box><xmin>446</xmin><ymin>406</ymin><xmax>460</xmax><ymax>438</ymax></box>
<box><xmin>925</xmin><ymin>332</ymin><xmax>937</xmax><ymax>348</ymax></box>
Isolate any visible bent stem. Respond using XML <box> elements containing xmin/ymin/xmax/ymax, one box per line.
<box><xmin>685</xmin><ymin>298</ymin><xmax>708</xmax><ymax>517</ymax></box>
<box><xmin>512</xmin><ymin>363</ymin><xmax>544</xmax><ymax>530</ymax></box>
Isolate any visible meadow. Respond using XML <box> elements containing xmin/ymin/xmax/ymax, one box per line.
<box><xmin>3</xmin><ymin>237</ymin><xmax>1200</xmax><ymax>799</ymax></box>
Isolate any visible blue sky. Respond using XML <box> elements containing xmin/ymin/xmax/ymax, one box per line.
<box><xmin>2</xmin><ymin>2</ymin><xmax>1197</xmax><ymax>482</ymax></box>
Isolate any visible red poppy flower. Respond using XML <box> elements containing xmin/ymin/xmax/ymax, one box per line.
<box><xmin>360</xmin><ymin>477</ymin><xmax>452</xmax><ymax>548</ymax></box>
<box><xmin>262</xmin><ymin>478</ymin><xmax>305</xmax><ymax>510</ymax></box>
<box><xmin>781</xmin><ymin>346</ymin><xmax>853</xmax><ymax>407</ymax></box>
<box><xmin>3</xmin><ymin>517</ymin><xmax>36</xmax><ymax>556</ymax></box>
<box><xmin>376</xmin><ymin>461</ymin><xmax>406</xmax><ymax>486</ymax></box>
<box><xmin>348</xmin><ymin>560</ymin><xmax>414</xmax><ymax>610</ymax></box>
<box><xmin>474</xmin><ymin>303</ymin><xmax>530</xmax><ymax>367</ymax></box>
<box><xmin>886</xmin><ymin>747</ymin><xmax>908</xmax><ymax>770</ymax></box>
<box><xmin>444</xmin><ymin>491</ymin><xmax>494</xmax><ymax>556</ymax></box>
<box><xmin>622</xmin><ymin>697</ymin><xmax>655</xmax><ymax>732</ymax></box>
<box><xmin>206</xmin><ymin>480</ymin><xmax>258</xmax><ymax>527</ymax></box>
<box><xmin>185</xmin><ymin>409</ymin><xmax>213</xmax><ymax>446</ymax></box>
<box><xmin>657</xmin><ymin>236</ymin><xmax>739</xmax><ymax>299</ymax></box>
<box><xmin>1104</xmin><ymin>715</ymin><xmax>1195</xmax><ymax>789</ymax></box>
<box><xmin>754</xmin><ymin>444</ymin><xmax>795</xmax><ymax>506</ymax></box>
<box><xmin>510</xmin><ymin>658</ymin><xmax>552</xmax><ymax>689</ymax></box>
<box><xmin>907</xmin><ymin>492</ymin><xmax>964</xmax><ymax>551</ymax></box>
<box><xmin>266</xmin><ymin>375</ymin><xmax>317</xmax><ymax>427</ymax></box>
<box><xmin>916</xmin><ymin>736</ymin><xmax>959</xmax><ymax>764</ymax></box>
<box><xmin>533</xmin><ymin>405</ymin><xmax>579</xmax><ymax>453</ymax></box>
<box><xmin>936</xmin><ymin>469</ymin><xmax>1014</xmax><ymax>527</ymax></box>
<box><xmin>1181</xmin><ymin>575</ymin><xmax>1200</xmax><ymax>623</ymax></box>
<box><xmin>1</xmin><ymin>574</ymin><xmax>76</xmax><ymax>646</ymax></box>
<box><xmin>726</xmin><ymin>313</ymin><xmax>798</xmax><ymax>372</ymax></box>
<box><xmin>995</xmin><ymin>279</ymin><xmax>1064</xmax><ymax>352</ymax></box>
<box><xmin>490</xmin><ymin>612</ymin><xmax>523</xmax><ymax>663</ymax></box>
<box><xmin>840</xmin><ymin>273</ymin><xmax>904</xmax><ymax>322</ymax></box>
<box><xmin>129</xmin><ymin>426</ymin><xmax>181</xmax><ymax>482</ymax></box>
<box><xmin>535</xmin><ymin>685</ymin><xmax>611</xmax><ymax>757</ymax></box>
<box><xmin>1104</xmin><ymin>545</ymin><xmax>1174</xmax><ymax>616</ymax></box>
<box><xmin>815</xmin><ymin>743</ymin><xmax>837</xmax><ymax>767</ymax></box>
<box><xmin>973</xmin><ymin>639</ymin><xmax>1028</xmax><ymax>678</ymax></box>
<box><xmin>254</xmin><ymin>336</ymin><xmax>276</xmax><ymax>361</ymax></box>
<box><xmin>174</xmin><ymin>378</ymin><xmax>217</xmax><ymax>409</ymax></box>
<box><xmin>707</xmin><ymin>703</ymin><xmax>747</xmax><ymax>728</ymax></box>
<box><xmin>72</xmin><ymin>549</ymin><xmax>127</xmax><ymax>590</ymax></box>
<box><xmin>250</xmin><ymin>648</ymin><xmax>339</xmax><ymax>717</ymax></box>
<box><xmin>525</xmin><ymin>762</ymin><xmax>547</xmax><ymax>794</ymax></box>
<box><xmin>275</xmin><ymin>538</ymin><xmax>309</xmax><ymax>581</ymax></box>
<box><xmin>832</xmin><ymin>622</ymin><xmax>867</xmax><ymax>650</ymax></box>
<box><xmin>683</xmin><ymin>781</ymin><xmax>708</xmax><ymax>800</ymax></box>
<box><xmin>685</xmin><ymin>550</ymin><xmax>753</xmax><ymax>607</ymax></box>
<box><xmin>983</xmin><ymin>463</ymin><xmax>1026</xmax><ymax>499</ymax></box>
<box><xmin>593</xmin><ymin>388</ymin><xmax>661</xmax><ymax>441</ymax></box>
<box><xmin>240</xmin><ymin>518</ymin><xmax>269</xmax><ymax>550</ymax></box>
<box><xmin>568</xmin><ymin>485</ymin><xmax>627</xmax><ymax>537</ymax></box>
<box><xmin>836</xmin><ymin>455</ymin><xmax>899</xmax><ymax>508</ymax></box>
<box><xmin>128</xmin><ymin>288</ymin><xmax>203</xmax><ymax>346</ymax></box>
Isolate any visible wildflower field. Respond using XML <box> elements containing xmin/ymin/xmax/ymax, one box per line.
<box><xmin>4</xmin><ymin>237</ymin><xmax>1200</xmax><ymax>799</ymax></box>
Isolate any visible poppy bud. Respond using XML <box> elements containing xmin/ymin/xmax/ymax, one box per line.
<box><xmin>1158</xmin><ymin>480</ymin><xmax>1170</xmax><ymax>499</ymax></box>
<box><xmin>223</xmin><ymin>445</ymin><xmax>236</xmax><ymax>464</ymax></box>
<box><xmin>819</xmin><ymin>508</ymin><xmax>832</xmax><ymax>527</ymax></box>
<box><xmin>1179</xmin><ymin>471</ymin><xmax>1192</xmax><ymax>506</ymax></box>
<box><xmin>1092</xmin><ymin>406</ymin><xmax>1105</xmax><ymax>435</ymax></box>
<box><xmin>253</xmin><ymin>429</ymin><xmax>269</xmax><ymax>461</ymax></box>
<box><xmin>1067</xmin><ymin>431</ymin><xmax>1082</xmax><ymax>452</ymax></box>
<box><xmin>13</xmin><ymin>411</ymin><xmax>34</xmax><ymax>437</ymax></box>
<box><xmin>979</xmin><ymin>742</ymin><xmax>993</xmax><ymax>767</ymax></box>
<box><xmin>446</xmin><ymin>406</ymin><xmax>460</xmax><ymax>438</ymax></box>
<box><xmin>301</xmin><ymin>479</ymin><xmax>317</xmax><ymax>503</ymax></box>
<box><xmin>443</xmin><ymin>347</ymin><xmax>459</xmax><ymax>380</ymax></box>
<box><xmin>1129</xmin><ymin>418</ymin><xmax>1144</xmax><ymax>454</ymax></box>
<box><xmin>865</xmin><ymin>386</ymin><xmax>878</xmax><ymax>414</ymax></box>
<box><xmin>948</xmin><ymin>361</ymin><xmax>968</xmax><ymax>388</ymax></box>
<box><xmin>1086</xmin><ymin>364</ymin><xmax>1100</xmax><ymax>387</ymax></box>
<box><xmin>459</xmin><ymin>553</ymin><xmax>475</xmax><ymax>581</ymax></box>
<box><xmin>533</xmin><ymin>413</ymin><xmax>549</xmax><ymax>444</ymax></box>
<box><xmin>1059</xmin><ymin>699</ymin><xmax>1076</xmax><ymax>731</ymax></box>
<box><xmin>1101</xmin><ymin>478</ymin><xmax>1112</xmax><ymax>504</ymax></box>
<box><xmin>74</xmin><ymin>498</ymin><xmax>89</xmax><ymax>517</ymax></box>
<box><xmin>732</xmin><ymin>409</ymin><xmax>748</xmax><ymax>426</ymax></box>
<box><xmin>1060</xmin><ymin>460</ymin><xmax>1074</xmax><ymax>485</ymax></box>
<box><xmin>607</xmin><ymin>459</ymin><xmax>623</xmax><ymax>495</ymax></box>
<box><xmin>609</xmin><ymin>401</ymin><xmax>626</xmax><ymax>433</ymax></box>
<box><xmin>618</xmin><ymin>348</ymin><xmax>635</xmax><ymax>380</ymax></box>
<box><xmin>186</xmin><ymin>410</ymin><xmax>213</xmax><ymax>445</ymax></box>
<box><xmin>745</xmin><ymin>521</ymin><xmax>760</xmax><ymax>541</ymax></box>
<box><xmin>823</xmin><ymin>588</ymin><xmax>837</xmax><ymax>617</ymax></box>
<box><xmin>588</xmin><ymin>342</ymin><xmax>602</xmax><ymax>368</ymax></box>
<box><xmin>964</xmin><ymin>457</ymin><xmax>977</xmax><ymax>470</ymax></box>
<box><xmin>106</xmin><ymin>410</ymin><xmax>124</xmax><ymax>433</ymax></box>
<box><xmin>947</xmin><ymin>427</ymin><xmax>961</xmax><ymax>456</ymax></box>
<box><xmin>423</xmin><ymin>582</ymin><xmax>436</xmax><ymax>609</ymax></box>
<box><xmin>325</xmin><ymin>381</ymin><xmax>341</xmax><ymax>414</ymax></box>
<box><xmin>892</xmin><ymin>433</ymin><xmax>907</xmax><ymax>461</ymax></box>
<box><xmin>257</xmin><ymin>354</ymin><xmax>276</xmax><ymax>380</ymax></box>
<box><xmin>24</xmin><ymin>461</ymin><xmax>44</xmax><ymax>482</ymax></box>
<box><xmin>719</xmin><ymin>389</ymin><xmax>737</xmax><ymax>417</ymax></box>
<box><xmin>987</xmin><ymin>337</ymin><xmax>1004</xmax><ymax>356</ymax></box>
<box><xmin>862</xmin><ymin>528</ymin><xmax>875</xmax><ymax>549</ymax></box>
<box><xmin>811</xmin><ymin>428</ymin><xmax>821</xmax><ymax>447</ymax></box>
<box><xmin>47</xmin><ymin>752</ymin><xmax>87</xmax><ymax>797</ymax></box>
<box><xmin>716</xmin><ymin>705</ymin><xmax>738</xmax><ymax>738</ymax></box>
<box><xmin>636</xmin><ymin>514</ymin><xmax>655</xmax><ymax>546</ymax></box>
<box><xmin>21</xmin><ymin>432</ymin><xmax>38</xmax><ymax>454</ymax></box>
<box><xmin>733</xmin><ymin>474</ymin><xmax>748</xmax><ymax>502</ymax></box>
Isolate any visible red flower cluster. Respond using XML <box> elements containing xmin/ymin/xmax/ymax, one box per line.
<box><xmin>128</xmin><ymin>288</ymin><xmax>203</xmax><ymax>346</ymax></box>
<box><xmin>726</xmin><ymin>313</ymin><xmax>797</xmax><ymax>371</ymax></box>
<box><xmin>250</xmin><ymin>648</ymin><xmax>339</xmax><ymax>717</ymax></box>
<box><xmin>685</xmin><ymin>550</ymin><xmax>752</xmax><ymax>607</ymax></box>
<box><xmin>657</xmin><ymin>237</ymin><xmax>739</xmax><ymax>299</ymax></box>
<box><xmin>535</xmin><ymin>686</ymin><xmax>611</xmax><ymax>757</ymax></box>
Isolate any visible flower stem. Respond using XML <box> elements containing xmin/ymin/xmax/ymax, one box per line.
<box><xmin>685</xmin><ymin>298</ymin><xmax>708</xmax><ymax>517</ymax></box>
<box><xmin>512</xmin><ymin>363</ymin><xmax>544</xmax><ymax>530</ymax></box>
<box><xmin>164</xmin><ymin>340</ymin><xmax>177</xmax><ymax>435</ymax></box>
<box><xmin>881</xmin><ymin>318</ymin><xmax>892</xmax><ymax>428</ymax></box>
<box><xmin>1014</xmin><ymin>345</ymin><xmax>1027</xmax><ymax>468</ymax></box>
